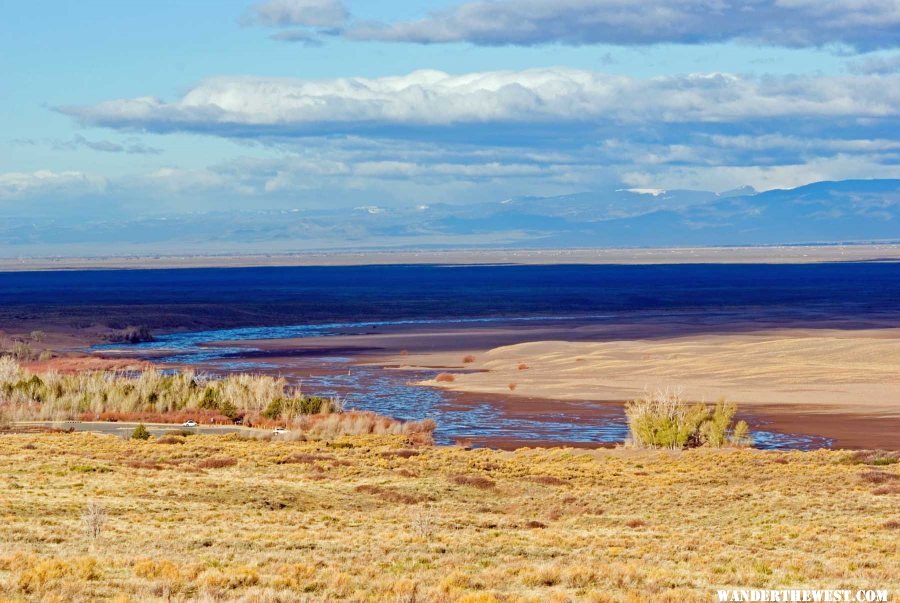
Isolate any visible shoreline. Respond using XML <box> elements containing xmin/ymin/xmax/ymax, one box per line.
<box><xmin>2</xmin><ymin>243</ymin><xmax>900</xmax><ymax>272</ymax></box>
<box><xmin>90</xmin><ymin>319</ymin><xmax>900</xmax><ymax>451</ymax></box>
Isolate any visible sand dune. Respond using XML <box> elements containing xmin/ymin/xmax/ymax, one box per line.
<box><xmin>410</xmin><ymin>329</ymin><xmax>900</xmax><ymax>416</ymax></box>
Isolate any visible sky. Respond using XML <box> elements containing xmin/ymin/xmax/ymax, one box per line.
<box><xmin>2</xmin><ymin>0</ymin><xmax>900</xmax><ymax>226</ymax></box>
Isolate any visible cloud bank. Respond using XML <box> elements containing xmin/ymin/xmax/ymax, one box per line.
<box><xmin>348</xmin><ymin>0</ymin><xmax>900</xmax><ymax>51</ymax></box>
<box><xmin>48</xmin><ymin>66</ymin><xmax>900</xmax><ymax>197</ymax></box>
<box><xmin>60</xmin><ymin>68</ymin><xmax>900</xmax><ymax>137</ymax></box>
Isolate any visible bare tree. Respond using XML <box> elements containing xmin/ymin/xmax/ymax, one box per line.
<box><xmin>82</xmin><ymin>502</ymin><xmax>107</xmax><ymax>541</ymax></box>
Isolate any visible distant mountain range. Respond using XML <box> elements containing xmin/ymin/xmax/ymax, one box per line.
<box><xmin>2</xmin><ymin>179</ymin><xmax>898</xmax><ymax>256</ymax></box>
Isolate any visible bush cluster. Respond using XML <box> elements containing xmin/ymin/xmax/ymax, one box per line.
<box><xmin>625</xmin><ymin>389</ymin><xmax>752</xmax><ymax>449</ymax></box>
<box><xmin>0</xmin><ymin>356</ymin><xmax>341</xmax><ymax>424</ymax></box>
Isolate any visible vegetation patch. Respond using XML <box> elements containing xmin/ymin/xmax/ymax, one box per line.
<box><xmin>530</xmin><ymin>475</ymin><xmax>567</xmax><ymax>486</ymax></box>
<box><xmin>625</xmin><ymin>389</ymin><xmax>752</xmax><ymax>449</ymax></box>
<box><xmin>860</xmin><ymin>470</ymin><xmax>899</xmax><ymax>484</ymax></box>
<box><xmin>197</xmin><ymin>457</ymin><xmax>237</xmax><ymax>469</ymax></box>
<box><xmin>848</xmin><ymin>450</ymin><xmax>900</xmax><ymax>466</ymax></box>
<box><xmin>276</xmin><ymin>453</ymin><xmax>335</xmax><ymax>465</ymax></box>
<box><xmin>0</xmin><ymin>357</ymin><xmax>434</xmax><ymax>442</ymax></box>
<box><xmin>354</xmin><ymin>484</ymin><xmax>430</xmax><ymax>505</ymax></box>
<box><xmin>379</xmin><ymin>449</ymin><xmax>420</xmax><ymax>459</ymax></box>
<box><xmin>451</xmin><ymin>474</ymin><xmax>496</xmax><ymax>490</ymax></box>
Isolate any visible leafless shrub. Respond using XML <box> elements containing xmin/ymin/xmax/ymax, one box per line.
<box><xmin>435</xmin><ymin>373</ymin><xmax>456</xmax><ymax>383</ymax></box>
<box><xmin>82</xmin><ymin>502</ymin><xmax>107</xmax><ymax>541</ymax></box>
<box><xmin>462</xmin><ymin>355</ymin><xmax>476</xmax><ymax>364</ymax></box>
<box><xmin>410</xmin><ymin>504</ymin><xmax>435</xmax><ymax>538</ymax></box>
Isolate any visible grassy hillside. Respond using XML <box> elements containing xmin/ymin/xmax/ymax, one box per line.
<box><xmin>0</xmin><ymin>433</ymin><xmax>896</xmax><ymax>602</ymax></box>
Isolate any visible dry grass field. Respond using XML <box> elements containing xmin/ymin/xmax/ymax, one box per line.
<box><xmin>0</xmin><ymin>432</ymin><xmax>897</xmax><ymax>602</ymax></box>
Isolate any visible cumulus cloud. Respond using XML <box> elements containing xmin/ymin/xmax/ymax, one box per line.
<box><xmin>38</xmin><ymin>67</ymin><xmax>900</xmax><ymax>203</ymax></box>
<box><xmin>347</xmin><ymin>0</ymin><xmax>900</xmax><ymax>51</ymax></box>
<box><xmin>243</xmin><ymin>0</ymin><xmax>347</xmax><ymax>27</ymax></box>
<box><xmin>0</xmin><ymin>170</ymin><xmax>106</xmax><ymax>200</ymax></box>
<box><xmin>59</xmin><ymin>68</ymin><xmax>900</xmax><ymax>139</ymax></box>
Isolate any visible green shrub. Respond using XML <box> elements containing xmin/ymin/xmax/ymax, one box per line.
<box><xmin>263</xmin><ymin>397</ymin><xmax>284</xmax><ymax>420</ymax></box>
<box><xmin>198</xmin><ymin>386</ymin><xmax>219</xmax><ymax>410</ymax></box>
<box><xmin>625</xmin><ymin>390</ymin><xmax>752</xmax><ymax>449</ymax></box>
<box><xmin>218</xmin><ymin>398</ymin><xmax>238</xmax><ymax>419</ymax></box>
<box><xmin>131</xmin><ymin>424</ymin><xmax>151</xmax><ymax>440</ymax></box>
<box><xmin>263</xmin><ymin>395</ymin><xmax>334</xmax><ymax>420</ymax></box>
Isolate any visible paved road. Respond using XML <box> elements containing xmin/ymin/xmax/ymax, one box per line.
<box><xmin>13</xmin><ymin>421</ymin><xmax>262</xmax><ymax>438</ymax></box>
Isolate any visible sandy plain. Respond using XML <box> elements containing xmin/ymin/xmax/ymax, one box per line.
<box><xmin>2</xmin><ymin>244</ymin><xmax>899</xmax><ymax>272</ymax></box>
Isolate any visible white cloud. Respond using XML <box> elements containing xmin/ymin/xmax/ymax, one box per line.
<box><xmin>61</xmin><ymin>68</ymin><xmax>900</xmax><ymax>135</ymax></box>
<box><xmin>243</xmin><ymin>0</ymin><xmax>347</xmax><ymax>28</ymax></box>
<box><xmin>347</xmin><ymin>0</ymin><xmax>900</xmax><ymax>51</ymax></box>
<box><xmin>0</xmin><ymin>170</ymin><xmax>106</xmax><ymax>200</ymax></box>
<box><xmin>623</xmin><ymin>154</ymin><xmax>900</xmax><ymax>192</ymax></box>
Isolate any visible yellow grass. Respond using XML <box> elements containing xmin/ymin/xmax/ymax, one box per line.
<box><xmin>0</xmin><ymin>433</ymin><xmax>897</xmax><ymax>601</ymax></box>
<box><xmin>0</xmin><ymin>356</ymin><xmax>337</xmax><ymax>423</ymax></box>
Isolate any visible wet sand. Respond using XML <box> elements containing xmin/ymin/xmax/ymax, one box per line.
<box><xmin>211</xmin><ymin>318</ymin><xmax>900</xmax><ymax>449</ymax></box>
<box><xmin>402</xmin><ymin>329</ymin><xmax>900</xmax><ymax>449</ymax></box>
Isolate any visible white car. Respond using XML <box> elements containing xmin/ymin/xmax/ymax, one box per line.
<box><xmin>182</xmin><ymin>420</ymin><xmax>198</xmax><ymax>427</ymax></box>
<box><xmin>272</xmin><ymin>427</ymin><xmax>288</xmax><ymax>435</ymax></box>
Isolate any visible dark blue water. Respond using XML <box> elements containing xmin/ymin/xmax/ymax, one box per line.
<box><xmin>2</xmin><ymin>262</ymin><xmax>899</xmax><ymax>330</ymax></box>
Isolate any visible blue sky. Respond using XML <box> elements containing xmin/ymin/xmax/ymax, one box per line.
<box><xmin>2</xmin><ymin>0</ymin><xmax>899</xmax><ymax>225</ymax></box>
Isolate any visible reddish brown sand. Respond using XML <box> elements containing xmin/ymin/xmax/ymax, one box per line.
<box><xmin>216</xmin><ymin>319</ymin><xmax>900</xmax><ymax>449</ymax></box>
<box><xmin>21</xmin><ymin>356</ymin><xmax>152</xmax><ymax>374</ymax></box>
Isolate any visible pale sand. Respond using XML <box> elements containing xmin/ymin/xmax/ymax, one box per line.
<box><xmin>2</xmin><ymin>244</ymin><xmax>900</xmax><ymax>271</ymax></box>
<box><xmin>405</xmin><ymin>329</ymin><xmax>900</xmax><ymax>417</ymax></box>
